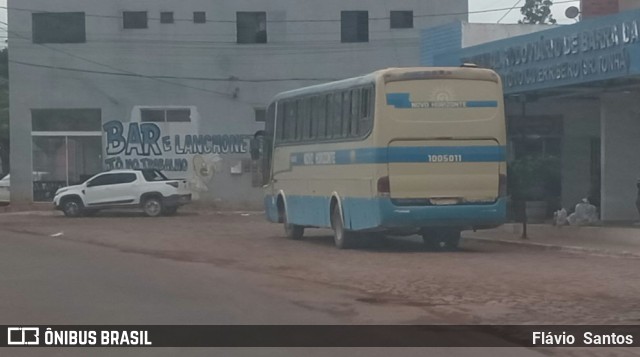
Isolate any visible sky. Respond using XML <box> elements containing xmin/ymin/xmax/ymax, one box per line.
<box><xmin>0</xmin><ymin>0</ymin><xmax>581</xmax><ymax>41</ymax></box>
<box><xmin>469</xmin><ymin>0</ymin><xmax>581</xmax><ymax>24</ymax></box>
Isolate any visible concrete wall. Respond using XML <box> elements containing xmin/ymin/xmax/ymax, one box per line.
<box><xmin>8</xmin><ymin>0</ymin><xmax>468</xmax><ymax>207</ymax></box>
<box><xmin>620</xmin><ymin>0</ymin><xmax>640</xmax><ymax>11</ymax></box>
<box><xmin>582</xmin><ymin>0</ymin><xmax>619</xmax><ymax>18</ymax></box>
<box><xmin>421</xmin><ymin>22</ymin><xmax>462</xmax><ymax>68</ymax></box>
<box><xmin>600</xmin><ymin>93</ymin><xmax>640</xmax><ymax>221</ymax></box>
<box><xmin>421</xmin><ymin>22</ymin><xmax>552</xmax><ymax>66</ymax></box>
<box><xmin>461</xmin><ymin>23</ymin><xmax>555</xmax><ymax>48</ymax></box>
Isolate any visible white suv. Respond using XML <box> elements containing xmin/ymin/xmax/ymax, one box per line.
<box><xmin>53</xmin><ymin>169</ymin><xmax>191</xmax><ymax>217</ymax></box>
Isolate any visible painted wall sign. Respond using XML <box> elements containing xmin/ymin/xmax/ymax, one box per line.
<box><xmin>103</xmin><ymin>120</ymin><xmax>252</xmax><ymax>172</ymax></box>
<box><xmin>431</xmin><ymin>10</ymin><xmax>640</xmax><ymax>94</ymax></box>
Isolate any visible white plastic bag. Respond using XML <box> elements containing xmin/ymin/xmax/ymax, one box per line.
<box><xmin>568</xmin><ymin>198</ymin><xmax>599</xmax><ymax>226</ymax></box>
<box><xmin>553</xmin><ymin>208</ymin><xmax>568</xmax><ymax>226</ymax></box>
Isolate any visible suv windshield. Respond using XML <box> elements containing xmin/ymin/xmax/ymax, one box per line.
<box><xmin>141</xmin><ymin>169</ymin><xmax>168</xmax><ymax>182</ymax></box>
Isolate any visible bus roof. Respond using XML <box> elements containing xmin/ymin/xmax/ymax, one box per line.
<box><xmin>271</xmin><ymin>67</ymin><xmax>499</xmax><ymax>102</ymax></box>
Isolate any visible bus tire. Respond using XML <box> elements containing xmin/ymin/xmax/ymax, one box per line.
<box><xmin>331</xmin><ymin>205</ymin><xmax>357</xmax><ymax>249</ymax></box>
<box><xmin>284</xmin><ymin>212</ymin><xmax>304</xmax><ymax>240</ymax></box>
<box><xmin>421</xmin><ymin>228</ymin><xmax>461</xmax><ymax>251</ymax></box>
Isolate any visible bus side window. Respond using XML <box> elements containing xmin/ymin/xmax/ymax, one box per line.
<box><xmin>350</xmin><ymin>89</ymin><xmax>360</xmax><ymax>137</ymax></box>
<box><xmin>285</xmin><ymin>101</ymin><xmax>297</xmax><ymax>142</ymax></box>
<box><xmin>296</xmin><ymin>99</ymin><xmax>305</xmax><ymax>142</ymax></box>
<box><xmin>325</xmin><ymin>94</ymin><xmax>334</xmax><ymax>139</ymax></box>
<box><xmin>276</xmin><ymin>101</ymin><xmax>285</xmax><ymax>144</ymax></box>
<box><xmin>310</xmin><ymin>96</ymin><xmax>318</xmax><ymax>140</ymax></box>
<box><xmin>359</xmin><ymin>87</ymin><xmax>374</xmax><ymax>136</ymax></box>
<box><xmin>302</xmin><ymin>97</ymin><xmax>313</xmax><ymax>141</ymax></box>
<box><xmin>342</xmin><ymin>91</ymin><xmax>351</xmax><ymax>138</ymax></box>
<box><xmin>317</xmin><ymin>95</ymin><xmax>327</xmax><ymax>140</ymax></box>
<box><xmin>333</xmin><ymin>92</ymin><xmax>343</xmax><ymax>139</ymax></box>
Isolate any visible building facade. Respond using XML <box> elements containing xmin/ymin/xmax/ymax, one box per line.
<box><xmin>8</xmin><ymin>0</ymin><xmax>467</xmax><ymax>208</ymax></box>
<box><xmin>423</xmin><ymin>8</ymin><xmax>640</xmax><ymax>222</ymax></box>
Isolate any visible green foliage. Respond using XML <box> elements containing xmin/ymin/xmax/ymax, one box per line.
<box><xmin>508</xmin><ymin>155</ymin><xmax>561</xmax><ymax>201</ymax></box>
<box><xmin>519</xmin><ymin>0</ymin><xmax>557</xmax><ymax>25</ymax></box>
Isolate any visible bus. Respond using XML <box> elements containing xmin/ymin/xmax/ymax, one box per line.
<box><xmin>253</xmin><ymin>67</ymin><xmax>507</xmax><ymax>249</ymax></box>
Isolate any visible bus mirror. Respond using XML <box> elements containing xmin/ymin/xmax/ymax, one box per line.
<box><xmin>250</xmin><ymin>130</ymin><xmax>265</xmax><ymax>160</ymax></box>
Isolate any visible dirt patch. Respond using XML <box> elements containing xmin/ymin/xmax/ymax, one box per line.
<box><xmin>3</xmin><ymin>211</ymin><xmax>640</xmax><ymax>324</ymax></box>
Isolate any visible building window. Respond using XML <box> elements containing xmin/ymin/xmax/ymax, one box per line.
<box><xmin>194</xmin><ymin>12</ymin><xmax>206</xmax><ymax>24</ymax></box>
<box><xmin>390</xmin><ymin>11</ymin><xmax>413</xmax><ymax>29</ymax></box>
<box><xmin>31</xmin><ymin>109</ymin><xmax>102</xmax><ymax>201</ymax></box>
<box><xmin>123</xmin><ymin>11</ymin><xmax>148</xmax><ymax>29</ymax></box>
<box><xmin>237</xmin><ymin>12</ymin><xmax>267</xmax><ymax>44</ymax></box>
<box><xmin>254</xmin><ymin>108</ymin><xmax>266</xmax><ymax>122</ymax></box>
<box><xmin>341</xmin><ymin>11</ymin><xmax>368</xmax><ymax>43</ymax></box>
<box><xmin>166</xmin><ymin>109</ymin><xmax>191</xmax><ymax>122</ymax></box>
<box><xmin>32</xmin><ymin>109</ymin><xmax>102</xmax><ymax>132</ymax></box>
<box><xmin>160</xmin><ymin>12</ymin><xmax>174</xmax><ymax>24</ymax></box>
<box><xmin>32</xmin><ymin>12</ymin><xmax>86</xmax><ymax>44</ymax></box>
<box><xmin>141</xmin><ymin>108</ymin><xmax>191</xmax><ymax>123</ymax></box>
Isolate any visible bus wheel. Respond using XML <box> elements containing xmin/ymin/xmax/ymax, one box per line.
<box><xmin>331</xmin><ymin>206</ymin><xmax>357</xmax><ymax>249</ymax></box>
<box><xmin>283</xmin><ymin>213</ymin><xmax>304</xmax><ymax>240</ymax></box>
<box><xmin>421</xmin><ymin>228</ymin><xmax>461</xmax><ymax>251</ymax></box>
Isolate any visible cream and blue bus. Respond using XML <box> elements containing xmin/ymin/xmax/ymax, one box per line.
<box><xmin>254</xmin><ymin>67</ymin><xmax>507</xmax><ymax>249</ymax></box>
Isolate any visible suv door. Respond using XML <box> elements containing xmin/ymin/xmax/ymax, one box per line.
<box><xmin>85</xmin><ymin>173</ymin><xmax>138</xmax><ymax>206</ymax></box>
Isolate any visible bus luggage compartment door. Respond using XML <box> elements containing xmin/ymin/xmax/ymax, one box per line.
<box><xmin>387</xmin><ymin>140</ymin><xmax>503</xmax><ymax>204</ymax></box>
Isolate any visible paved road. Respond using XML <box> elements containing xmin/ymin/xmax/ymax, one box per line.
<box><xmin>0</xmin><ymin>221</ymin><xmax>548</xmax><ymax>357</ymax></box>
<box><xmin>2</xmin><ymin>211</ymin><xmax>640</xmax><ymax>356</ymax></box>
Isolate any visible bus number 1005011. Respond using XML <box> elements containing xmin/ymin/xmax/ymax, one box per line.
<box><xmin>427</xmin><ymin>154</ymin><xmax>463</xmax><ymax>163</ymax></box>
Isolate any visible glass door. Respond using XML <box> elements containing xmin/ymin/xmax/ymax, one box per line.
<box><xmin>32</xmin><ymin>135</ymin><xmax>102</xmax><ymax>202</ymax></box>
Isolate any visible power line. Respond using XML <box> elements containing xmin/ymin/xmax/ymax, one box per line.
<box><xmin>0</xmin><ymin>1</ymin><xmax>580</xmax><ymax>24</ymax></box>
<box><xmin>10</xmin><ymin>59</ymin><xmax>342</xmax><ymax>83</ymax></box>
<box><xmin>8</xmin><ymin>32</ymin><xmax>422</xmax><ymax>47</ymax></box>
<box><xmin>497</xmin><ymin>0</ymin><xmax>523</xmax><ymax>24</ymax></box>
<box><xmin>0</xmin><ymin>20</ymin><xmax>258</xmax><ymax>103</ymax></box>
<box><xmin>6</xmin><ymin>37</ymin><xmax>422</xmax><ymax>57</ymax></box>
<box><xmin>0</xmin><ymin>1</ymin><xmax>580</xmax><ymax>45</ymax></box>
<box><xmin>0</xmin><ymin>2</ymin><xmax>583</xmax><ymax>102</ymax></box>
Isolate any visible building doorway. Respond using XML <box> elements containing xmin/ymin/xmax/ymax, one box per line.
<box><xmin>31</xmin><ymin>109</ymin><xmax>103</xmax><ymax>202</ymax></box>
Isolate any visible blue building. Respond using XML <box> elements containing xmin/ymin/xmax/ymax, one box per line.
<box><xmin>423</xmin><ymin>10</ymin><xmax>640</xmax><ymax>222</ymax></box>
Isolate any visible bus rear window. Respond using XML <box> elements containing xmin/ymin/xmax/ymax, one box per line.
<box><xmin>385</xmin><ymin>79</ymin><xmax>501</xmax><ymax>122</ymax></box>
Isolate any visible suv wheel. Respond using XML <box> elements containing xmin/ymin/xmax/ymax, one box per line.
<box><xmin>62</xmin><ymin>198</ymin><xmax>84</xmax><ymax>218</ymax></box>
<box><xmin>143</xmin><ymin>197</ymin><xmax>163</xmax><ymax>217</ymax></box>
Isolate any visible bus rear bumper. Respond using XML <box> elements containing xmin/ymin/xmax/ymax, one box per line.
<box><xmin>375</xmin><ymin>197</ymin><xmax>507</xmax><ymax>230</ymax></box>
<box><xmin>263</xmin><ymin>194</ymin><xmax>507</xmax><ymax>231</ymax></box>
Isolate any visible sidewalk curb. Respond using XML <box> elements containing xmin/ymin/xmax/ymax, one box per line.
<box><xmin>0</xmin><ymin>210</ymin><xmax>59</xmax><ymax>216</ymax></box>
<box><xmin>463</xmin><ymin>235</ymin><xmax>640</xmax><ymax>259</ymax></box>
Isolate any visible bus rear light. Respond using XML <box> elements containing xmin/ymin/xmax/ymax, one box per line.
<box><xmin>377</xmin><ymin>176</ymin><xmax>390</xmax><ymax>196</ymax></box>
<box><xmin>498</xmin><ymin>174</ymin><xmax>507</xmax><ymax>198</ymax></box>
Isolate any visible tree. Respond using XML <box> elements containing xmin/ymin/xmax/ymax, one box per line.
<box><xmin>0</xmin><ymin>47</ymin><xmax>8</xmax><ymax>175</ymax></box>
<box><xmin>519</xmin><ymin>0</ymin><xmax>557</xmax><ymax>25</ymax></box>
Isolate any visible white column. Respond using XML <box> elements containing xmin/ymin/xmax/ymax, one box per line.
<box><xmin>600</xmin><ymin>93</ymin><xmax>640</xmax><ymax>222</ymax></box>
